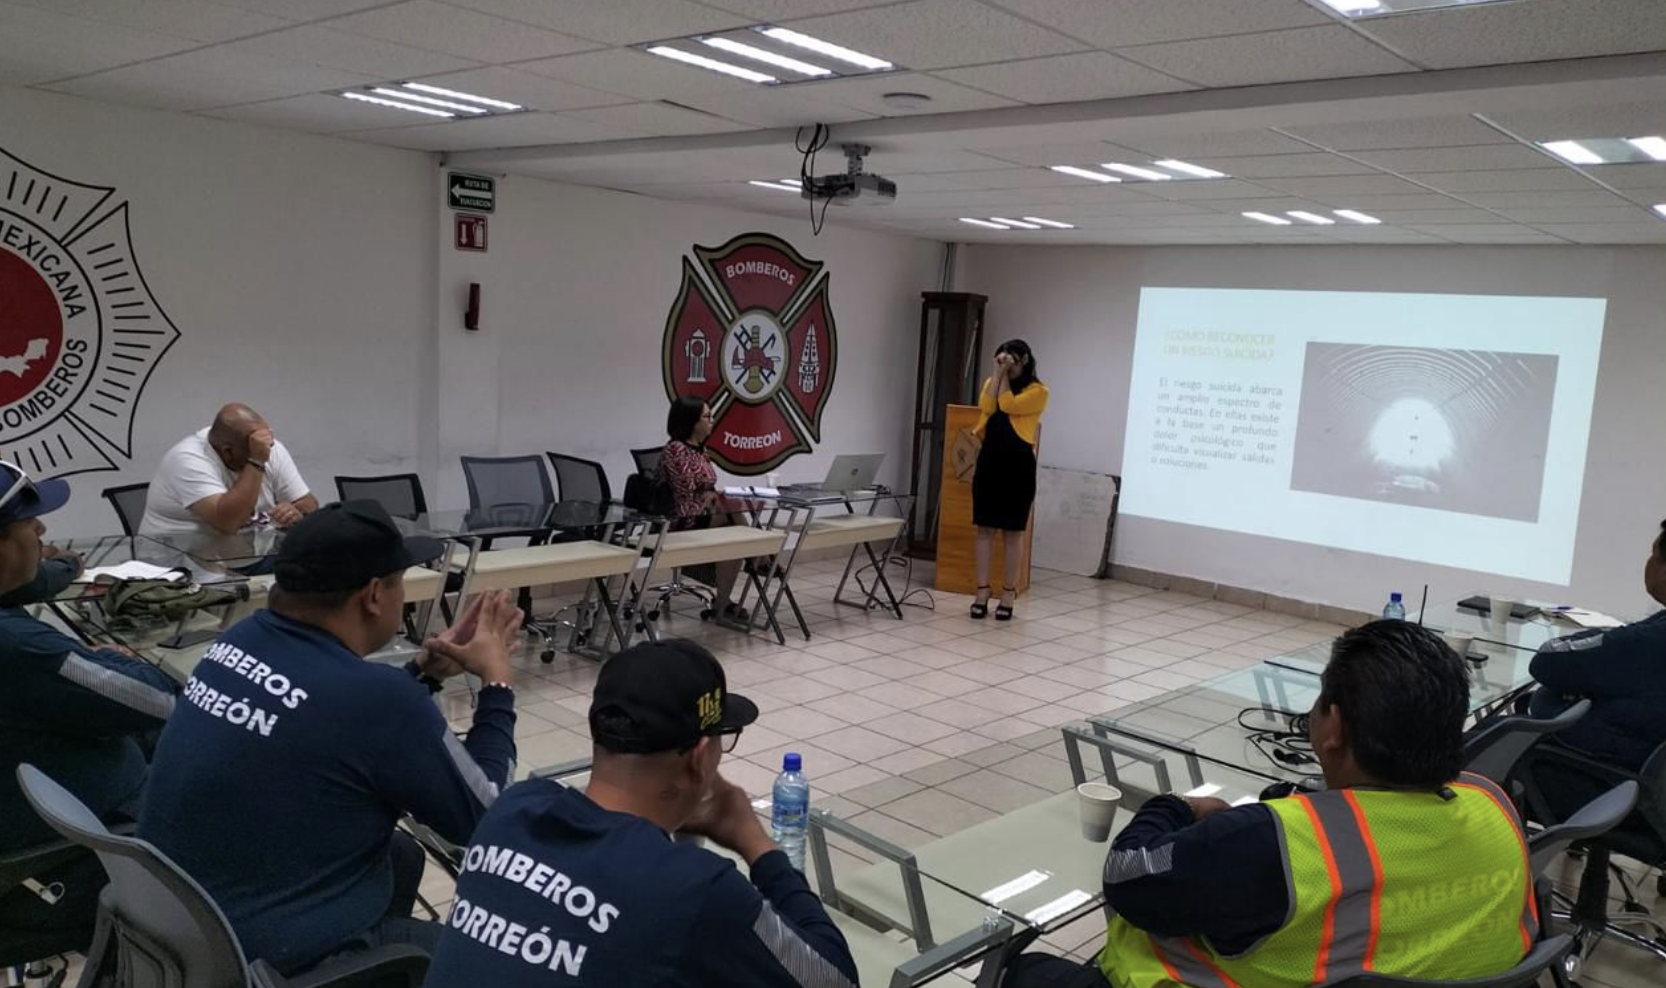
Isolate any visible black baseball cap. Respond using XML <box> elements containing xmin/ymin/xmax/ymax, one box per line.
<box><xmin>589</xmin><ymin>639</ymin><xmax>759</xmax><ymax>754</ymax></box>
<box><xmin>0</xmin><ymin>462</ymin><xmax>70</xmax><ymax>526</ymax></box>
<box><xmin>274</xmin><ymin>500</ymin><xmax>445</xmax><ymax>593</ymax></box>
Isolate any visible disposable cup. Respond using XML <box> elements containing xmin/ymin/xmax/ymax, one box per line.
<box><xmin>1488</xmin><ymin>596</ymin><xmax>1512</xmax><ymax>636</ymax></box>
<box><xmin>1440</xmin><ymin>631</ymin><xmax>1473</xmax><ymax>659</ymax></box>
<box><xmin>1077</xmin><ymin>782</ymin><xmax>1122</xmax><ymax>842</ymax></box>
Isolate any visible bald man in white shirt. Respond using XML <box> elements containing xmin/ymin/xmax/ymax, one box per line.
<box><xmin>141</xmin><ymin>404</ymin><xmax>318</xmax><ymax>536</ymax></box>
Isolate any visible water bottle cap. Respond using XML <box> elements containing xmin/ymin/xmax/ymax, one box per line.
<box><xmin>783</xmin><ymin>752</ymin><xmax>802</xmax><ymax>772</ymax></box>
<box><xmin>1390</xmin><ymin>592</ymin><xmax>1403</xmax><ymax>602</ymax></box>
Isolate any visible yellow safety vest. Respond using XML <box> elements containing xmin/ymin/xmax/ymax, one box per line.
<box><xmin>1099</xmin><ymin>773</ymin><xmax>1538</xmax><ymax>988</ymax></box>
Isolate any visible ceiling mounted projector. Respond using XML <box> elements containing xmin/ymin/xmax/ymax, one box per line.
<box><xmin>803</xmin><ymin>143</ymin><xmax>896</xmax><ymax>206</ymax></box>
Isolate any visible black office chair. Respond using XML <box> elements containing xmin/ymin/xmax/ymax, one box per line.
<box><xmin>0</xmin><ymin>836</ymin><xmax>101</xmax><ymax>982</ymax></box>
<box><xmin>16</xmin><ymin>764</ymin><xmax>427</xmax><ymax>988</ymax></box>
<box><xmin>1462</xmin><ymin>699</ymin><xmax>1592</xmax><ymax>783</ymax></box>
<box><xmin>1328</xmin><ymin>936</ymin><xmax>1574</xmax><ymax>988</ymax></box>
<box><xmin>459</xmin><ymin>455</ymin><xmax>554</xmax><ymax>510</ymax></box>
<box><xmin>546</xmin><ymin>454</ymin><xmax>611</xmax><ymax>505</ymax></box>
<box><xmin>334</xmin><ymin>473</ymin><xmax>429</xmax><ymax>518</ymax></box>
<box><xmin>101</xmin><ymin>483</ymin><xmax>150</xmax><ymax>536</ymax></box>
<box><xmin>630</xmin><ymin>447</ymin><xmax>662</xmax><ymax>475</ymax></box>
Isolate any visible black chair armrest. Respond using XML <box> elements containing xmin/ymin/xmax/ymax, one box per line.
<box><xmin>257</xmin><ymin>945</ymin><xmax>430</xmax><ymax>988</ymax></box>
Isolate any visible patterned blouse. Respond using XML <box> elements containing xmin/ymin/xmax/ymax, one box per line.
<box><xmin>660</xmin><ymin>440</ymin><xmax>715</xmax><ymax>521</ymax></box>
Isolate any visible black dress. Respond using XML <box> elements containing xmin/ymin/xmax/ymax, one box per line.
<box><xmin>973</xmin><ymin>408</ymin><xmax>1037</xmax><ymax>531</ymax></box>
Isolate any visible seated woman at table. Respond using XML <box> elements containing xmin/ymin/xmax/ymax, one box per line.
<box><xmin>661</xmin><ymin>396</ymin><xmax>750</xmax><ymax>627</ymax></box>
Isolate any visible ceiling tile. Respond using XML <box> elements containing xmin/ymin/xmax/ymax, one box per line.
<box><xmin>1485</xmin><ymin>102</ymin><xmax>1666</xmax><ymax>143</ymax></box>
<box><xmin>1117</xmin><ymin>26</ymin><xmax>1417</xmax><ymax>88</ymax></box>
<box><xmin>329</xmin><ymin>1</ymin><xmax>600</xmax><ymax>63</ymax></box>
<box><xmin>1297</xmin><ymin>192</ymin><xmax>1471</xmax><ymax>210</ymax></box>
<box><xmin>1573</xmin><ymin>163</ymin><xmax>1666</xmax><ymax>190</ymax></box>
<box><xmin>0</xmin><ymin>5</ymin><xmax>197</xmax><ymax>85</ymax></box>
<box><xmin>1612</xmin><ymin>188</ymin><xmax>1666</xmax><ymax>207</ymax></box>
<box><xmin>1201</xmin><ymin>153</ymin><xmax>1379</xmax><ymax>179</ymax></box>
<box><xmin>1402</xmin><ymin>226</ymin><xmax>1569</xmax><ymax>243</ymax></box>
<box><xmin>1355</xmin><ymin>0</ymin><xmax>1666</xmax><ymax>70</ymax></box>
<box><xmin>440</xmin><ymin>0</ymin><xmax>750</xmax><ymax>44</ymax></box>
<box><xmin>8</xmin><ymin>0</ymin><xmax>291</xmax><ymax>43</ymax></box>
<box><xmin>226</xmin><ymin>25</ymin><xmax>480</xmax><ymax>79</ymax></box>
<box><xmin>1280</xmin><ymin>116</ymin><xmax>1511</xmax><ymax>151</ymax></box>
<box><xmin>209</xmin><ymin>0</ymin><xmax>391</xmax><ymax>18</ymax></box>
<box><xmin>564</xmin><ymin>101</ymin><xmax>751</xmax><ymax>136</ymax></box>
<box><xmin>517</xmin><ymin>47</ymin><xmax>762</xmax><ymax>99</ymax></box>
<box><xmin>1404</xmin><ymin>169</ymin><xmax>1598</xmax><ymax>193</ymax></box>
<box><xmin>43</xmin><ymin>47</ymin><xmax>375</xmax><ymax>112</ymax></box>
<box><xmin>197</xmin><ymin>93</ymin><xmax>441</xmax><ymax>133</ymax></box>
<box><xmin>347</xmin><ymin>110</ymin><xmax>641</xmax><ymax>150</ymax></box>
<box><xmin>1350</xmin><ymin>144</ymin><xmax>1553</xmax><ymax>172</ymax></box>
<box><xmin>1460</xmin><ymin>189</ymin><xmax>1634</xmax><ymax>209</ymax></box>
<box><xmin>1257</xmin><ymin>174</ymin><xmax>1433</xmax><ymax>196</ymax></box>
<box><xmin>1492</xmin><ymin>205</ymin><xmax>1659</xmax><ymax>225</ymax></box>
<box><xmin>1530</xmin><ymin>223</ymin><xmax>1666</xmax><ymax>244</ymax></box>
<box><xmin>403</xmin><ymin>66</ymin><xmax>634</xmax><ymax>111</ymax></box>
<box><xmin>1140</xmin><ymin>178</ymin><xmax>1286</xmax><ymax>200</ymax></box>
<box><xmin>892</xmin><ymin>173</ymin><xmax>986</xmax><ymax>192</ymax></box>
<box><xmin>799</xmin><ymin>72</ymin><xmax>1021</xmax><ymax>116</ymax></box>
<box><xmin>696</xmin><ymin>0</ymin><xmax>898</xmax><ymax>17</ymax></box>
<box><xmin>670</xmin><ymin>87</ymin><xmax>877</xmax><ymax>127</ymax></box>
<box><xmin>780</xmin><ymin>0</ymin><xmax>1086</xmax><ymax>71</ymax></box>
<box><xmin>982</xmin><ymin>0</ymin><xmax>1328</xmax><ymax>48</ymax></box>
<box><xmin>1126</xmin><ymin>130</ymin><xmax>1316</xmax><ymax>159</ymax></box>
<box><xmin>1364</xmin><ymin>208</ymin><xmax>1507</xmax><ymax>225</ymax></box>
<box><xmin>933</xmin><ymin>52</ymin><xmax>1193</xmax><ymax>104</ymax></box>
<box><xmin>974</xmin><ymin>142</ymin><xmax>1150</xmax><ymax>166</ymax></box>
<box><xmin>864</xmin><ymin>150</ymin><xmax>1015</xmax><ymax>173</ymax></box>
<box><xmin>945</xmin><ymin>167</ymin><xmax>1089</xmax><ymax>189</ymax></box>
<box><xmin>1318</xmin><ymin>228</ymin><xmax>1454</xmax><ymax>244</ymax></box>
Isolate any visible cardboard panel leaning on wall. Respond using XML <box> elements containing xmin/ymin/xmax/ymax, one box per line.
<box><xmin>960</xmin><ymin>243</ymin><xmax>1666</xmax><ymax>617</ymax></box>
<box><xmin>0</xmin><ymin>86</ymin><xmax>437</xmax><ymax>536</ymax></box>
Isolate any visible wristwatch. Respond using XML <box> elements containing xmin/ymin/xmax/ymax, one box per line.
<box><xmin>248</xmin><ymin>460</ymin><xmax>267</xmax><ymax>473</ymax></box>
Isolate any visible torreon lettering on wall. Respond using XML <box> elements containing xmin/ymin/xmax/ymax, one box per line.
<box><xmin>0</xmin><ymin>147</ymin><xmax>178</xmax><ymax>478</ymax></box>
<box><xmin>660</xmin><ymin>232</ymin><xmax>838</xmax><ymax>475</ymax></box>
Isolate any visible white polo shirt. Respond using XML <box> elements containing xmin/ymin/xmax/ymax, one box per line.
<box><xmin>139</xmin><ymin>427</ymin><xmax>311</xmax><ymax>536</ymax></box>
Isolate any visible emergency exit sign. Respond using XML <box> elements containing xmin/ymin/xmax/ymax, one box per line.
<box><xmin>448</xmin><ymin>172</ymin><xmax>495</xmax><ymax>213</ymax></box>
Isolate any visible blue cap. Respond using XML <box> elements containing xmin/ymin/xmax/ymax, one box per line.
<box><xmin>783</xmin><ymin>752</ymin><xmax>802</xmax><ymax>772</ymax></box>
<box><xmin>1390</xmin><ymin>592</ymin><xmax>1403</xmax><ymax>602</ymax></box>
<box><xmin>0</xmin><ymin>463</ymin><xmax>70</xmax><ymax>527</ymax></box>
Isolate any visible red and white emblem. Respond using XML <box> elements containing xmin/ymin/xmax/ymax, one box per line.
<box><xmin>661</xmin><ymin>233</ymin><xmax>837</xmax><ymax>475</ymax></box>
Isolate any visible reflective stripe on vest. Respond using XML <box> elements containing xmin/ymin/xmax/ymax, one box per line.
<box><xmin>1451</xmin><ymin>772</ymin><xmax>1540</xmax><ymax>950</ymax></box>
<box><xmin>1149</xmin><ymin>933</ymin><xmax>1239</xmax><ymax>988</ymax></box>
<box><xmin>1293</xmin><ymin>789</ymin><xmax>1383</xmax><ymax>983</ymax></box>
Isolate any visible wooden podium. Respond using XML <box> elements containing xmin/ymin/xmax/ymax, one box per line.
<box><xmin>933</xmin><ymin>403</ymin><xmax>1034</xmax><ymax>596</ymax></box>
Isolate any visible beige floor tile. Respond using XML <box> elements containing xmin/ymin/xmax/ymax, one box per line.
<box><xmin>988</xmin><ymin>749</ymin><xmax>1080</xmax><ymax>792</ymax></box>
<box><xmin>845</xmin><ymin>808</ymin><xmax>940</xmax><ymax>850</ymax></box>
<box><xmin>806</xmin><ymin>692</ymin><xmax>902</xmax><ymax>725</ymax></box>
<box><xmin>947</xmin><ymin>660</ymin><xmax>1028</xmax><ymax>687</ymax></box>
<box><xmin>815</xmin><ymin>763</ymin><xmax>894</xmax><ymax>796</ymax></box>
<box><xmin>857</xmin><ymin>681</ymin><xmax>953</xmax><ymax>710</ymax></box>
<box><xmin>759</xmin><ymin>705</ymin><xmax>851</xmax><ymax>738</ymax></box>
<box><xmin>960</xmin><ymin>742</ymin><xmax>1029</xmax><ymax>767</ymax></box>
<box><xmin>813</xmin><ymin>724</ymin><xmax>914</xmax><ymax>762</ymax></box>
<box><xmin>973</xmin><ymin>718</ymin><xmax>1055</xmax><ymax>743</ymax></box>
<box><xmin>870</xmin><ymin>746</ymin><xmax>952</xmax><ymax>776</ymax></box>
<box><xmin>763</xmin><ymin>676</ymin><xmax>845</xmax><ymax>705</ymax></box>
<box><xmin>847</xmin><ymin>655</ymin><xmax>937</xmax><ymax>681</ymax></box>
<box><xmin>1039</xmin><ymin>664</ymin><xmax>1117</xmax><ymax>690</ymax></box>
<box><xmin>865</xmin><ymin>711</ymin><xmax>964</xmax><ymax>745</ymax></box>
<box><xmin>840</xmin><ymin>772</ymin><xmax>927</xmax><ymax>809</ymax></box>
<box><xmin>904</xmin><ymin>757</ymin><xmax>981</xmax><ymax>787</ymax></box>
<box><xmin>1004</xmin><ymin>676</ymin><xmax>1081</xmax><ymax>703</ymax></box>
<box><xmin>746</xmin><ymin>740</ymin><xmax>856</xmax><ymax>777</ymax></box>
<box><xmin>901</xmin><ymin>670</ymin><xmax>986</xmax><ymax>698</ymax></box>
<box><xmin>803</xmin><ymin>639</ymin><xmax>883</xmax><ymax>663</ymax></box>
<box><xmin>938</xmin><ymin>768</ymin><xmax>1054</xmax><ymax>813</ymax></box>
<box><xmin>881</xmin><ymin>787</ymin><xmax>1000</xmax><ymax>837</ymax></box>
<box><xmin>808</xmin><ymin>664</ymin><xmax>891</xmax><ymax>691</ymax></box>
<box><xmin>917</xmin><ymin>698</ymin><xmax>994</xmax><ymax>729</ymax></box>
<box><xmin>958</xmin><ymin>685</ymin><xmax>1049</xmax><ymax>717</ymax></box>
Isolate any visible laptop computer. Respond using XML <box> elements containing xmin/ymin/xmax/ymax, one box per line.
<box><xmin>780</xmin><ymin>453</ymin><xmax>885</xmax><ymax>502</ymax></box>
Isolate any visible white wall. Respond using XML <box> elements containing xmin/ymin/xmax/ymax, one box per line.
<box><xmin>0</xmin><ymin>86</ymin><xmax>940</xmax><ymax>536</ymax></box>
<box><xmin>961</xmin><ymin>243</ymin><xmax>1666</xmax><ymax>617</ymax></box>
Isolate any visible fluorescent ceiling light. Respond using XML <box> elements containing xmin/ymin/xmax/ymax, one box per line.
<box><xmin>340</xmin><ymin>91</ymin><xmax>454</xmax><ymax>118</ymax></box>
<box><xmin>1154</xmin><ymin>159</ymin><xmax>1226</xmax><ymax>179</ymax></box>
<box><xmin>646</xmin><ymin>45</ymin><xmax>776</xmax><ymax>83</ymax></box>
<box><xmin>1626</xmin><ymin>136</ymin><xmax>1666</xmax><ymax>161</ymax></box>
<box><xmin>1540</xmin><ymin>140</ymin><xmax>1605</xmax><ymax>165</ymax></box>
<box><xmin>1049</xmin><ymin>165</ymin><xmax>1120</xmax><ymax>183</ymax></box>
<box><xmin>1288</xmin><ymin>210</ymin><xmax>1337</xmax><ymax>225</ymax></box>
<box><xmin>371</xmin><ymin>87</ymin><xmax>486</xmax><ymax>114</ymax></box>
<box><xmin>1321</xmin><ymin>0</ymin><xmax>1533</xmax><ymax>17</ymax></box>
<box><xmin>960</xmin><ymin>218</ymin><xmax>1011</xmax><ymax>229</ymax></box>
<box><xmin>401</xmin><ymin>82</ymin><xmax>521</xmax><ymax>111</ymax></box>
<box><xmin>756</xmin><ymin>27</ymin><xmax>892</xmax><ymax>71</ymax></box>
<box><xmin>1334</xmin><ymin>209</ymin><xmax>1382</xmax><ymax>224</ymax></box>
<box><xmin>1318</xmin><ymin>0</ymin><xmax>1384</xmax><ymax>12</ymax></box>
<box><xmin>749</xmin><ymin>180</ymin><xmax>801</xmax><ymax>192</ymax></box>
<box><xmin>701</xmin><ymin>37</ymin><xmax>832</xmax><ymax>76</ymax></box>
<box><xmin>1243</xmin><ymin>211</ymin><xmax>1293</xmax><ymax>225</ymax></box>
<box><xmin>1653</xmin><ymin>204</ymin><xmax>1666</xmax><ymax>219</ymax></box>
<box><xmin>1103</xmin><ymin>162</ymin><xmax>1172</xmax><ymax>181</ymax></box>
<box><xmin>1021</xmin><ymin>216</ymin><xmax>1075</xmax><ymax>229</ymax></box>
<box><xmin>988</xmin><ymin>217</ymin><xmax>1041</xmax><ymax>229</ymax></box>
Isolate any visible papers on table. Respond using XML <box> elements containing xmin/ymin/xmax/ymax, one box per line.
<box><xmin>75</xmin><ymin>561</ymin><xmax>184</xmax><ymax>583</ymax></box>
<box><xmin>981</xmin><ymin>869</ymin><xmax>1050</xmax><ymax>905</ymax></box>
<box><xmin>722</xmin><ymin>486</ymin><xmax>780</xmax><ymax>498</ymax></box>
<box><xmin>1548</xmin><ymin>607</ymin><xmax>1626</xmax><ymax>629</ymax></box>
<box><xmin>1025</xmin><ymin>888</ymin><xmax>1094</xmax><ymax>926</ymax></box>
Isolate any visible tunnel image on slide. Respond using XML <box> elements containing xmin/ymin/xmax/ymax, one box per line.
<box><xmin>1289</xmin><ymin>343</ymin><xmax>1559</xmax><ymax>522</ymax></box>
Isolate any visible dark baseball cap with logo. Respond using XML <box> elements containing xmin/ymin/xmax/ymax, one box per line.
<box><xmin>589</xmin><ymin>639</ymin><xmax>759</xmax><ymax>754</ymax></box>
<box><xmin>274</xmin><ymin>500</ymin><xmax>445</xmax><ymax>593</ymax></box>
<box><xmin>0</xmin><ymin>462</ymin><xmax>70</xmax><ymax>527</ymax></box>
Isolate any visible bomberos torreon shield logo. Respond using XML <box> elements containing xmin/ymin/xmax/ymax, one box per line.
<box><xmin>0</xmin><ymin>147</ymin><xmax>178</xmax><ymax>478</ymax></box>
<box><xmin>661</xmin><ymin>233</ymin><xmax>838</xmax><ymax>475</ymax></box>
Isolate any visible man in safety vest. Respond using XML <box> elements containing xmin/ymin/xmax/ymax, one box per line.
<box><xmin>1005</xmin><ymin>620</ymin><xmax>1538</xmax><ymax>988</ymax></box>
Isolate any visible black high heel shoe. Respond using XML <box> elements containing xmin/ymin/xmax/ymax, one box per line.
<box><xmin>970</xmin><ymin>585</ymin><xmax>991</xmax><ymax>620</ymax></box>
<box><xmin>995</xmin><ymin>586</ymin><xmax>1016</xmax><ymax>621</ymax></box>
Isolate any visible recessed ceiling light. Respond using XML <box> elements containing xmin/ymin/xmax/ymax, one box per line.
<box><xmin>749</xmin><ymin>180</ymin><xmax>802</xmax><ymax>192</ymax></box>
<box><xmin>988</xmin><ymin>217</ymin><xmax>1041</xmax><ymax>229</ymax></box>
<box><xmin>701</xmin><ymin>37</ymin><xmax>832</xmax><ymax>77</ymax></box>
<box><xmin>340</xmin><ymin>91</ymin><xmax>455</xmax><ymax>118</ymax></box>
<box><xmin>1154</xmin><ymin>159</ymin><xmax>1227</xmax><ymax>179</ymax></box>
<box><xmin>1050</xmin><ymin>165</ymin><xmax>1121</xmax><ymax>183</ymax></box>
<box><xmin>646</xmin><ymin>45</ymin><xmax>776</xmax><ymax>83</ymax></box>
<box><xmin>960</xmin><ymin>218</ymin><xmax>1011</xmax><ymax>229</ymax></box>
<box><xmin>1021</xmin><ymin>216</ymin><xmax>1075</xmax><ymax>229</ymax></box>
<box><xmin>1334</xmin><ymin>209</ymin><xmax>1382</xmax><ymax>224</ymax></box>
<box><xmin>1288</xmin><ymin>210</ymin><xmax>1337</xmax><ymax>225</ymax></box>
<box><xmin>1318</xmin><ymin>0</ymin><xmax>1385</xmax><ymax>12</ymax></box>
<box><xmin>1103</xmin><ymin>163</ymin><xmax>1173</xmax><ymax>181</ymax></box>
<box><xmin>400</xmin><ymin>82</ymin><xmax>521</xmax><ymax>111</ymax></box>
<box><xmin>1319</xmin><ymin>0</ymin><xmax>1539</xmax><ymax>17</ymax></box>
<box><xmin>1653</xmin><ymin>204</ymin><xmax>1666</xmax><ymax>219</ymax></box>
<box><xmin>372</xmin><ymin>87</ymin><xmax>488</xmax><ymax>114</ymax></box>
<box><xmin>1243</xmin><ymin>211</ymin><xmax>1293</xmax><ymax>225</ymax></box>
<box><xmin>1540</xmin><ymin>140</ymin><xmax>1605</xmax><ymax>165</ymax></box>
<box><xmin>881</xmin><ymin>91</ymin><xmax>932</xmax><ymax>110</ymax></box>
<box><xmin>1626</xmin><ymin>136</ymin><xmax>1666</xmax><ymax>161</ymax></box>
<box><xmin>756</xmin><ymin>27</ymin><xmax>892</xmax><ymax>71</ymax></box>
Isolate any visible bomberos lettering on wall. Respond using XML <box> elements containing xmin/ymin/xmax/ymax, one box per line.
<box><xmin>0</xmin><ymin>147</ymin><xmax>178</xmax><ymax>477</ymax></box>
<box><xmin>660</xmin><ymin>232</ymin><xmax>837</xmax><ymax>475</ymax></box>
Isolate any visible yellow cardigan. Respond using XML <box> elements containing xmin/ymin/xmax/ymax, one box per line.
<box><xmin>974</xmin><ymin>376</ymin><xmax>1049</xmax><ymax>447</ymax></box>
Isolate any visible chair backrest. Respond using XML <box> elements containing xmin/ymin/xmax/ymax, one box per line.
<box><xmin>1327</xmin><ymin>935</ymin><xmax>1572</xmax><ymax>988</ymax></box>
<box><xmin>546</xmin><ymin>453</ymin><xmax>611</xmax><ymax>504</ymax></box>
<box><xmin>1634</xmin><ymin>739</ymin><xmax>1666</xmax><ymax>842</ymax></box>
<box><xmin>16</xmin><ymin>764</ymin><xmax>250</xmax><ymax>988</ymax></box>
<box><xmin>1461</xmin><ymin>698</ymin><xmax>1591</xmax><ymax>784</ymax></box>
<box><xmin>102</xmin><ymin>483</ymin><xmax>150</xmax><ymax>536</ymax></box>
<box><xmin>1527</xmin><ymin>780</ymin><xmax>1640</xmax><ymax>877</ymax></box>
<box><xmin>335</xmin><ymin>473</ymin><xmax>429</xmax><ymax>518</ymax></box>
<box><xmin>459</xmin><ymin>455</ymin><xmax>554</xmax><ymax>509</ymax></box>
<box><xmin>630</xmin><ymin>447</ymin><xmax>662</xmax><ymax>474</ymax></box>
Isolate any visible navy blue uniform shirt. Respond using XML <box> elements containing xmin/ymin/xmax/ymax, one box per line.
<box><xmin>1530</xmin><ymin>611</ymin><xmax>1666</xmax><ymax>770</ymax></box>
<box><xmin>424</xmin><ymin>780</ymin><xmax>857</xmax><ymax>988</ymax></box>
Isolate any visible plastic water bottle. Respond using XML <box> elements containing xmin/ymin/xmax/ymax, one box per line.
<box><xmin>1382</xmin><ymin>592</ymin><xmax>1406</xmax><ymax>621</ymax></box>
<box><xmin>771</xmin><ymin>752</ymin><xmax>810</xmax><ymax>871</ymax></box>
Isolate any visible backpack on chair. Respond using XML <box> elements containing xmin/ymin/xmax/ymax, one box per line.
<box><xmin>623</xmin><ymin>469</ymin><xmax>675</xmax><ymax>517</ymax></box>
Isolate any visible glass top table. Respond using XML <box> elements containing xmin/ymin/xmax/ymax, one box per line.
<box><xmin>50</xmin><ymin>534</ymin><xmax>258</xmax><ymax>601</ymax></box>
<box><xmin>1409</xmin><ymin>597</ymin><xmax>1570</xmax><ymax>653</ymax></box>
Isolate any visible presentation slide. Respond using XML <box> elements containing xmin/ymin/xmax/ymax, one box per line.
<box><xmin>1120</xmin><ymin>287</ymin><xmax>1607</xmax><ymax>585</ymax></box>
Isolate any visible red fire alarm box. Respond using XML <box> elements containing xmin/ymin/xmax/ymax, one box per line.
<box><xmin>454</xmin><ymin>213</ymin><xmax>487</xmax><ymax>252</ymax></box>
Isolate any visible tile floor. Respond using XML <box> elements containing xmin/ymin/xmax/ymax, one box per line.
<box><xmin>419</xmin><ymin>557</ymin><xmax>1659</xmax><ymax>988</ymax></box>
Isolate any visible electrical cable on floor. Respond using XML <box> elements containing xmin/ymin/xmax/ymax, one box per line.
<box><xmin>852</xmin><ymin>552</ymin><xmax>935</xmax><ymax>611</ymax></box>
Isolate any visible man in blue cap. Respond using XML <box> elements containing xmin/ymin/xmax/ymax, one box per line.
<box><xmin>0</xmin><ymin>461</ymin><xmax>179</xmax><ymax>939</ymax></box>
<box><xmin>139</xmin><ymin>500</ymin><xmax>524</xmax><ymax>974</ymax></box>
